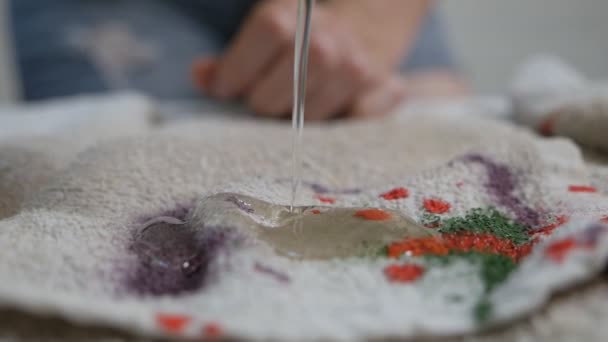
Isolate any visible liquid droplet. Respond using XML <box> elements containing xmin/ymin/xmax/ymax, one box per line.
<box><xmin>128</xmin><ymin>216</ymin><xmax>234</xmax><ymax>296</ymax></box>
<box><xmin>191</xmin><ymin>193</ymin><xmax>436</xmax><ymax>260</ymax></box>
<box><xmin>290</xmin><ymin>0</ymin><xmax>314</xmax><ymax>211</ymax></box>
<box><xmin>127</xmin><ymin>193</ymin><xmax>436</xmax><ymax>296</ymax></box>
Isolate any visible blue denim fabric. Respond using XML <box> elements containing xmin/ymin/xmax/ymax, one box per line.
<box><xmin>10</xmin><ymin>0</ymin><xmax>456</xmax><ymax>101</ymax></box>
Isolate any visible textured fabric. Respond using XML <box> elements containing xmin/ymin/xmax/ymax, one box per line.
<box><xmin>0</xmin><ymin>93</ymin><xmax>155</xmax><ymax>218</ymax></box>
<box><xmin>0</xmin><ymin>94</ymin><xmax>608</xmax><ymax>340</ymax></box>
<box><xmin>10</xmin><ymin>0</ymin><xmax>455</xmax><ymax>101</ymax></box>
<box><xmin>511</xmin><ymin>56</ymin><xmax>608</xmax><ymax>153</ymax></box>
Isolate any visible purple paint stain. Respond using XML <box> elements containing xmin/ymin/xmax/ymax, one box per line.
<box><xmin>307</xmin><ymin>182</ymin><xmax>361</xmax><ymax>195</ymax></box>
<box><xmin>254</xmin><ymin>263</ymin><xmax>290</xmax><ymax>283</ymax></box>
<box><xmin>579</xmin><ymin>223</ymin><xmax>608</xmax><ymax>246</ymax></box>
<box><xmin>581</xmin><ymin>224</ymin><xmax>608</xmax><ymax>275</ymax></box>
<box><xmin>275</xmin><ymin>178</ymin><xmax>360</xmax><ymax>195</ymax></box>
<box><xmin>464</xmin><ymin>154</ymin><xmax>540</xmax><ymax>227</ymax></box>
<box><xmin>126</xmin><ymin>214</ymin><xmax>237</xmax><ymax>296</ymax></box>
<box><xmin>309</xmin><ymin>183</ymin><xmax>331</xmax><ymax>194</ymax></box>
<box><xmin>226</xmin><ymin>195</ymin><xmax>254</xmax><ymax>213</ymax></box>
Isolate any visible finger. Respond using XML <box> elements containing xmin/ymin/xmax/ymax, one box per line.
<box><xmin>304</xmin><ymin>73</ymin><xmax>354</xmax><ymax>121</ymax></box>
<box><xmin>191</xmin><ymin>58</ymin><xmax>218</xmax><ymax>93</ymax></box>
<box><xmin>350</xmin><ymin>76</ymin><xmax>408</xmax><ymax>119</ymax></box>
<box><xmin>247</xmin><ymin>50</ymin><xmax>294</xmax><ymax>117</ymax></box>
<box><xmin>247</xmin><ymin>30</ymin><xmax>342</xmax><ymax>118</ymax></box>
<box><xmin>303</xmin><ymin>20</ymin><xmax>342</xmax><ymax>91</ymax></box>
<box><xmin>211</xmin><ymin>4</ymin><xmax>295</xmax><ymax>100</ymax></box>
<box><xmin>305</xmin><ymin>51</ymin><xmax>378</xmax><ymax>121</ymax></box>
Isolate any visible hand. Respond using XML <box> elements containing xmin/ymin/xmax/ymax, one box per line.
<box><xmin>193</xmin><ymin>0</ymin><xmax>408</xmax><ymax>120</ymax></box>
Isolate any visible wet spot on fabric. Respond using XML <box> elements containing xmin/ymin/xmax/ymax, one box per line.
<box><xmin>226</xmin><ymin>195</ymin><xmax>254</xmax><ymax>213</ymax></box>
<box><xmin>126</xmin><ymin>207</ymin><xmax>239</xmax><ymax>296</ymax></box>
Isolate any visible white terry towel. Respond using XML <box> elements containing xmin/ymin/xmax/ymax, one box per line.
<box><xmin>511</xmin><ymin>56</ymin><xmax>608</xmax><ymax>152</ymax></box>
<box><xmin>0</xmin><ymin>104</ymin><xmax>607</xmax><ymax>341</ymax></box>
<box><xmin>0</xmin><ymin>92</ymin><xmax>155</xmax><ymax>218</ymax></box>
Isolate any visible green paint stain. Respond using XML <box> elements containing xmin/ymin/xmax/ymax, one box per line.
<box><xmin>478</xmin><ymin>253</ymin><xmax>517</xmax><ymax>293</ymax></box>
<box><xmin>421</xmin><ymin>212</ymin><xmax>441</xmax><ymax>227</ymax></box>
<box><xmin>426</xmin><ymin>251</ymin><xmax>517</xmax><ymax>324</ymax></box>
<box><xmin>377</xmin><ymin>245</ymin><xmax>389</xmax><ymax>257</ymax></box>
<box><xmin>474</xmin><ymin>299</ymin><xmax>493</xmax><ymax>323</ymax></box>
<box><xmin>380</xmin><ymin>208</ymin><xmax>526</xmax><ymax>324</ymax></box>
<box><xmin>439</xmin><ymin>208</ymin><xmax>531</xmax><ymax>245</ymax></box>
<box><xmin>426</xmin><ymin>251</ymin><xmax>517</xmax><ymax>292</ymax></box>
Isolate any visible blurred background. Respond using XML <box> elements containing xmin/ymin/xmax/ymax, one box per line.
<box><xmin>0</xmin><ymin>0</ymin><xmax>607</xmax><ymax>102</ymax></box>
<box><xmin>441</xmin><ymin>0</ymin><xmax>608</xmax><ymax>93</ymax></box>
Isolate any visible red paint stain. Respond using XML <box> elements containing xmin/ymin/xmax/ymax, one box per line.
<box><xmin>355</xmin><ymin>209</ymin><xmax>392</xmax><ymax>221</ymax></box>
<box><xmin>311</xmin><ymin>209</ymin><xmax>321</xmax><ymax>215</ymax></box>
<box><xmin>602</xmin><ymin>216</ymin><xmax>608</xmax><ymax>224</ymax></box>
<box><xmin>443</xmin><ymin>233</ymin><xmax>533</xmax><ymax>262</ymax></box>
<box><xmin>380</xmin><ymin>187</ymin><xmax>409</xmax><ymax>200</ymax></box>
<box><xmin>423</xmin><ymin>198</ymin><xmax>451</xmax><ymax>214</ymax></box>
<box><xmin>384</xmin><ymin>264</ymin><xmax>425</xmax><ymax>283</ymax></box>
<box><xmin>316</xmin><ymin>195</ymin><xmax>336</xmax><ymax>204</ymax></box>
<box><xmin>203</xmin><ymin>322</ymin><xmax>223</xmax><ymax>338</ymax></box>
<box><xmin>568</xmin><ymin>185</ymin><xmax>598</xmax><ymax>193</ymax></box>
<box><xmin>538</xmin><ymin>114</ymin><xmax>558</xmax><ymax>136</ymax></box>
<box><xmin>156</xmin><ymin>314</ymin><xmax>191</xmax><ymax>334</ymax></box>
<box><xmin>388</xmin><ymin>237</ymin><xmax>448</xmax><ymax>258</ymax></box>
<box><xmin>388</xmin><ymin>233</ymin><xmax>533</xmax><ymax>262</ymax></box>
<box><xmin>535</xmin><ymin>215</ymin><xmax>569</xmax><ymax>236</ymax></box>
<box><xmin>545</xmin><ymin>238</ymin><xmax>577</xmax><ymax>263</ymax></box>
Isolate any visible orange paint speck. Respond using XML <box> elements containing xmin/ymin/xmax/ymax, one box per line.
<box><xmin>388</xmin><ymin>233</ymin><xmax>533</xmax><ymax>262</ymax></box>
<box><xmin>203</xmin><ymin>322</ymin><xmax>223</xmax><ymax>338</ymax></box>
<box><xmin>355</xmin><ymin>209</ymin><xmax>392</xmax><ymax>221</ymax></box>
<box><xmin>539</xmin><ymin>114</ymin><xmax>557</xmax><ymax>136</ymax></box>
<box><xmin>388</xmin><ymin>237</ymin><xmax>448</xmax><ymax>258</ymax></box>
<box><xmin>568</xmin><ymin>185</ymin><xmax>597</xmax><ymax>193</ymax></box>
<box><xmin>545</xmin><ymin>238</ymin><xmax>577</xmax><ymax>263</ymax></box>
<box><xmin>423</xmin><ymin>198</ymin><xmax>451</xmax><ymax>214</ymax></box>
<box><xmin>536</xmin><ymin>215</ymin><xmax>569</xmax><ymax>236</ymax></box>
<box><xmin>311</xmin><ymin>209</ymin><xmax>321</xmax><ymax>215</ymax></box>
<box><xmin>156</xmin><ymin>314</ymin><xmax>191</xmax><ymax>334</ymax></box>
<box><xmin>316</xmin><ymin>196</ymin><xmax>336</xmax><ymax>204</ymax></box>
<box><xmin>380</xmin><ymin>187</ymin><xmax>409</xmax><ymax>200</ymax></box>
<box><xmin>384</xmin><ymin>264</ymin><xmax>425</xmax><ymax>283</ymax></box>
